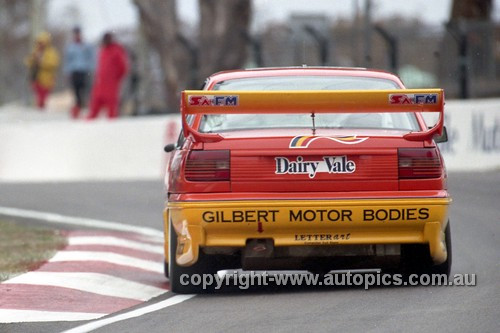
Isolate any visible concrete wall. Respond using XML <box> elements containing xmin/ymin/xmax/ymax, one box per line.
<box><xmin>437</xmin><ymin>99</ymin><xmax>500</xmax><ymax>171</ymax></box>
<box><xmin>0</xmin><ymin>116</ymin><xmax>179</xmax><ymax>182</ymax></box>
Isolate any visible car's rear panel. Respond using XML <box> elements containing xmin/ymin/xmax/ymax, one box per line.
<box><xmin>231</xmin><ymin>142</ymin><xmax>398</xmax><ymax>193</ymax></box>
<box><xmin>165</xmin><ymin>84</ymin><xmax>450</xmax><ymax>271</ymax></box>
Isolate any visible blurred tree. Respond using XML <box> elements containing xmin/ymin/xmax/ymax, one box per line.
<box><xmin>0</xmin><ymin>0</ymin><xmax>33</xmax><ymax>104</ymax></box>
<box><xmin>198</xmin><ymin>0</ymin><xmax>251</xmax><ymax>80</ymax></box>
<box><xmin>447</xmin><ymin>0</ymin><xmax>495</xmax><ymax>98</ymax></box>
<box><xmin>133</xmin><ymin>0</ymin><xmax>187</xmax><ymax>112</ymax></box>
<box><xmin>451</xmin><ymin>0</ymin><xmax>492</xmax><ymax>20</ymax></box>
<box><xmin>133</xmin><ymin>0</ymin><xmax>251</xmax><ymax>113</ymax></box>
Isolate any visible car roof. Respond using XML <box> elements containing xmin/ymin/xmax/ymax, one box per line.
<box><xmin>205</xmin><ymin>67</ymin><xmax>404</xmax><ymax>88</ymax></box>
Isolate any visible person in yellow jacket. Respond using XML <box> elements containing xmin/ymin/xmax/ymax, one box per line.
<box><xmin>25</xmin><ymin>32</ymin><xmax>60</xmax><ymax>109</ymax></box>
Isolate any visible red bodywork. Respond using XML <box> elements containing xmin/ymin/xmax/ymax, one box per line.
<box><xmin>167</xmin><ymin>67</ymin><xmax>447</xmax><ymax>199</ymax></box>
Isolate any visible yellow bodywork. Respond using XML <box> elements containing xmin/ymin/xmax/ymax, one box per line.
<box><xmin>164</xmin><ymin>198</ymin><xmax>451</xmax><ymax>267</ymax></box>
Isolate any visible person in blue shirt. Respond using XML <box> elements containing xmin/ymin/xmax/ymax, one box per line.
<box><xmin>63</xmin><ymin>26</ymin><xmax>94</xmax><ymax>118</ymax></box>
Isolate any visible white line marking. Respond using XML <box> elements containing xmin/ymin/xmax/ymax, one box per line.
<box><xmin>61</xmin><ymin>295</ymin><xmax>195</xmax><ymax>333</ymax></box>
<box><xmin>0</xmin><ymin>206</ymin><xmax>163</xmax><ymax>239</ymax></box>
<box><xmin>0</xmin><ymin>309</ymin><xmax>105</xmax><ymax>323</ymax></box>
<box><xmin>68</xmin><ymin>236</ymin><xmax>164</xmax><ymax>254</ymax></box>
<box><xmin>49</xmin><ymin>251</ymin><xmax>163</xmax><ymax>273</ymax></box>
<box><xmin>4</xmin><ymin>272</ymin><xmax>167</xmax><ymax>301</ymax></box>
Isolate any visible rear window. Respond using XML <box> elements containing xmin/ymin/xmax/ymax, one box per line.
<box><xmin>212</xmin><ymin>75</ymin><xmax>399</xmax><ymax>91</ymax></box>
<box><xmin>200</xmin><ymin>75</ymin><xmax>419</xmax><ymax>133</ymax></box>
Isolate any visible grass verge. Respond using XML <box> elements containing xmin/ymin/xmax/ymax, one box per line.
<box><xmin>0</xmin><ymin>219</ymin><xmax>67</xmax><ymax>281</ymax></box>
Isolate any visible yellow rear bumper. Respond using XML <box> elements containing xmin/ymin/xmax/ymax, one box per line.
<box><xmin>164</xmin><ymin>198</ymin><xmax>451</xmax><ymax>267</ymax></box>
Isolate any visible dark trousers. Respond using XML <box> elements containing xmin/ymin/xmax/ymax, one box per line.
<box><xmin>71</xmin><ymin>71</ymin><xmax>88</xmax><ymax>107</ymax></box>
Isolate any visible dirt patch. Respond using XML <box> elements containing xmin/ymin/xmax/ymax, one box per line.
<box><xmin>0</xmin><ymin>219</ymin><xmax>67</xmax><ymax>281</ymax></box>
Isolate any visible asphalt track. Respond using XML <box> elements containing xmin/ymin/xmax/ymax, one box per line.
<box><xmin>0</xmin><ymin>171</ymin><xmax>499</xmax><ymax>332</ymax></box>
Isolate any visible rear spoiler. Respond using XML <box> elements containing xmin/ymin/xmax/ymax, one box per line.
<box><xmin>181</xmin><ymin>89</ymin><xmax>444</xmax><ymax>143</ymax></box>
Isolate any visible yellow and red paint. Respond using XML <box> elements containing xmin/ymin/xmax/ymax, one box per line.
<box><xmin>180</xmin><ymin>89</ymin><xmax>444</xmax><ymax>143</ymax></box>
<box><xmin>289</xmin><ymin>135</ymin><xmax>369</xmax><ymax>148</ymax></box>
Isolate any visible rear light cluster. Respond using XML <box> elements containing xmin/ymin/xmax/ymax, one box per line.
<box><xmin>185</xmin><ymin>150</ymin><xmax>230</xmax><ymax>181</ymax></box>
<box><xmin>398</xmin><ymin>148</ymin><xmax>442</xmax><ymax>179</ymax></box>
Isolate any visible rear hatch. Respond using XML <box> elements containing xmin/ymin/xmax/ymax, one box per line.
<box><xmin>204</xmin><ymin>129</ymin><xmax>421</xmax><ymax>192</ymax></box>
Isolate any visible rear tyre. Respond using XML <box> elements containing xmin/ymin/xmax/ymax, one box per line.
<box><xmin>168</xmin><ymin>219</ymin><xmax>218</xmax><ymax>294</ymax></box>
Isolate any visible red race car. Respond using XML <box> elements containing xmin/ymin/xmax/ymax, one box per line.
<box><xmin>164</xmin><ymin>67</ymin><xmax>451</xmax><ymax>293</ymax></box>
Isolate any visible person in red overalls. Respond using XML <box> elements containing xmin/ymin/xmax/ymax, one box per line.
<box><xmin>87</xmin><ymin>32</ymin><xmax>128</xmax><ymax>119</ymax></box>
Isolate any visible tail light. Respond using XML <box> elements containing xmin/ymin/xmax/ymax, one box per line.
<box><xmin>398</xmin><ymin>148</ymin><xmax>442</xmax><ymax>179</ymax></box>
<box><xmin>185</xmin><ymin>150</ymin><xmax>230</xmax><ymax>181</ymax></box>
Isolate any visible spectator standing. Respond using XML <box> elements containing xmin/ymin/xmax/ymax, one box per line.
<box><xmin>25</xmin><ymin>32</ymin><xmax>60</xmax><ymax>109</ymax></box>
<box><xmin>87</xmin><ymin>32</ymin><xmax>128</xmax><ymax>120</ymax></box>
<box><xmin>63</xmin><ymin>27</ymin><xmax>94</xmax><ymax>119</ymax></box>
